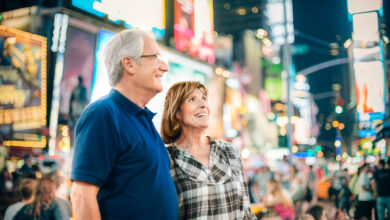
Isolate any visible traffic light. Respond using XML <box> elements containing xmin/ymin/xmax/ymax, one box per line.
<box><xmin>315</xmin><ymin>145</ymin><xmax>322</xmax><ymax>152</ymax></box>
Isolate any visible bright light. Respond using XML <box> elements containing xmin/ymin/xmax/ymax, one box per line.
<box><xmin>332</xmin><ymin>121</ymin><xmax>340</xmax><ymax>128</ymax></box>
<box><xmin>344</xmin><ymin>38</ymin><xmax>352</xmax><ymax>48</ymax></box>
<box><xmin>252</xmin><ymin>7</ymin><xmax>259</xmax><ymax>14</ymax></box>
<box><xmin>325</xmin><ymin>123</ymin><xmax>331</xmax><ymax>130</ymax></box>
<box><xmin>335</xmin><ymin>105</ymin><xmax>343</xmax><ymax>114</ymax></box>
<box><xmin>335</xmin><ymin>140</ymin><xmax>341</xmax><ymax>147</ymax></box>
<box><xmin>317</xmin><ymin>151</ymin><xmax>324</xmax><ymax>157</ymax></box>
<box><xmin>215</xmin><ymin>67</ymin><xmax>223</xmax><ymax>75</ymax></box>
<box><xmin>237</xmin><ymin>8</ymin><xmax>246</xmax><ymax>15</ymax></box>
<box><xmin>276</xmin><ymin>116</ymin><xmax>288</xmax><ymax>127</ymax></box>
<box><xmin>336</xmin><ymin>155</ymin><xmax>341</xmax><ymax>161</ymax></box>
<box><xmin>292</xmin><ymin>145</ymin><xmax>298</xmax><ymax>153</ymax></box>
<box><xmin>362</xmin><ymin>141</ymin><xmax>373</xmax><ymax>150</ymax></box>
<box><xmin>339</xmin><ymin>123</ymin><xmax>345</xmax><ymax>130</ymax></box>
<box><xmin>262</xmin><ymin>38</ymin><xmax>272</xmax><ymax>47</ymax></box>
<box><xmin>267</xmin><ymin>112</ymin><xmax>275</xmax><ymax>120</ymax></box>
<box><xmin>241</xmin><ymin>148</ymin><xmax>250</xmax><ymax>159</ymax></box>
<box><xmin>256</xmin><ymin>29</ymin><xmax>267</xmax><ymax>39</ymax></box>
<box><xmin>6</xmin><ymin>37</ymin><xmax>16</xmax><ymax>44</ymax></box>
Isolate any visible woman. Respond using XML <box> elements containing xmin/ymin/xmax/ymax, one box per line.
<box><xmin>263</xmin><ymin>178</ymin><xmax>295</xmax><ymax>220</ymax></box>
<box><xmin>161</xmin><ymin>81</ymin><xmax>256</xmax><ymax>219</ymax></box>
<box><xmin>14</xmin><ymin>177</ymin><xmax>69</xmax><ymax>220</ymax></box>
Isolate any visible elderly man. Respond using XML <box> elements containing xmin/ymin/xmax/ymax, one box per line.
<box><xmin>70</xmin><ymin>29</ymin><xmax>178</xmax><ymax>220</ymax></box>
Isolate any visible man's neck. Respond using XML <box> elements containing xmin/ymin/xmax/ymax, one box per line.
<box><xmin>114</xmin><ymin>85</ymin><xmax>156</xmax><ymax>109</ymax></box>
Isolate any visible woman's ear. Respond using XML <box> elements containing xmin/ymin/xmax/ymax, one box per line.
<box><xmin>175</xmin><ymin>110</ymin><xmax>181</xmax><ymax>120</ymax></box>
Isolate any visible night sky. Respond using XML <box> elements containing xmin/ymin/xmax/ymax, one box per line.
<box><xmin>292</xmin><ymin>0</ymin><xmax>389</xmax><ymax>150</ymax></box>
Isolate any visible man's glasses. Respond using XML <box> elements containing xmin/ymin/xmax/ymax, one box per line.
<box><xmin>140</xmin><ymin>54</ymin><xmax>166</xmax><ymax>64</ymax></box>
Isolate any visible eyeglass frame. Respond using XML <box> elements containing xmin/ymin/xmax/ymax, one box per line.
<box><xmin>139</xmin><ymin>54</ymin><xmax>166</xmax><ymax>64</ymax></box>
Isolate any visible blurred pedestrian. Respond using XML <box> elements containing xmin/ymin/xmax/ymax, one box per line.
<box><xmin>263</xmin><ymin>178</ymin><xmax>295</xmax><ymax>220</ymax></box>
<box><xmin>252</xmin><ymin>165</ymin><xmax>272</xmax><ymax>201</ymax></box>
<box><xmin>14</xmin><ymin>177</ymin><xmax>68</xmax><ymax>220</ymax></box>
<box><xmin>356</xmin><ymin>163</ymin><xmax>375</xmax><ymax>220</ymax></box>
<box><xmin>3</xmin><ymin>178</ymin><xmax>36</xmax><ymax>220</ymax></box>
<box><xmin>373</xmin><ymin>159</ymin><xmax>390</xmax><ymax>220</ymax></box>
<box><xmin>70</xmin><ymin>29</ymin><xmax>178</xmax><ymax>220</ymax></box>
<box><xmin>307</xmin><ymin>165</ymin><xmax>318</xmax><ymax>204</ymax></box>
<box><xmin>161</xmin><ymin>81</ymin><xmax>256</xmax><ymax>219</ymax></box>
<box><xmin>340</xmin><ymin>178</ymin><xmax>352</xmax><ymax>218</ymax></box>
<box><xmin>53</xmin><ymin>175</ymin><xmax>72</xmax><ymax>219</ymax></box>
<box><xmin>306</xmin><ymin>204</ymin><xmax>327</xmax><ymax>220</ymax></box>
<box><xmin>276</xmin><ymin>155</ymin><xmax>291</xmax><ymax>189</ymax></box>
<box><xmin>18</xmin><ymin>154</ymin><xmax>34</xmax><ymax>178</ymax></box>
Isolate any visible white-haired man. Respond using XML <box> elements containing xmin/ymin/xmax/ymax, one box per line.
<box><xmin>70</xmin><ymin>29</ymin><xmax>178</xmax><ymax>220</ymax></box>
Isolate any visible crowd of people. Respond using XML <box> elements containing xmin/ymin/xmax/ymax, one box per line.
<box><xmin>248</xmin><ymin>156</ymin><xmax>390</xmax><ymax>220</ymax></box>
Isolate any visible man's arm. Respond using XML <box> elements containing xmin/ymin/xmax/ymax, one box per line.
<box><xmin>71</xmin><ymin>181</ymin><xmax>101</xmax><ymax>220</ymax></box>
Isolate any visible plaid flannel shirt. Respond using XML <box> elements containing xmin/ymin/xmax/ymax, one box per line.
<box><xmin>167</xmin><ymin>138</ymin><xmax>257</xmax><ymax>220</ymax></box>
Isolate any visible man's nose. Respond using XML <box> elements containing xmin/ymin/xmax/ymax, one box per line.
<box><xmin>160</xmin><ymin>60</ymin><xmax>169</xmax><ymax>72</ymax></box>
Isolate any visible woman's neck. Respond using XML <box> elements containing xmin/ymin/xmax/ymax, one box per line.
<box><xmin>174</xmin><ymin>129</ymin><xmax>207</xmax><ymax>150</ymax></box>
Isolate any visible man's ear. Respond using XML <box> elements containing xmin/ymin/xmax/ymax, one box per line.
<box><xmin>122</xmin><ymin>56</ymin><xmax>136</xmax><ymax>75</ymax></box>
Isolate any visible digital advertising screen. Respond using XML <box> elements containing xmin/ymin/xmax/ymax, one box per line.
<box><xmin>59</xmin><ymin>25</ymin><xmax>96</xmax><ymax>122</ymax></box>
<box><xmin>71</xmin><ymin>0</ymin><xmax>165</xmax><ymax>40</ymax></box>
<box><xmin>354</xmin><ymin>61</ymin><xmax>385</xmax><ymax>114</ymax></box>
<box><xmin>174</xmin><ymin>0</ymin><xmax>215</xmax><ymax>63</ymax></box>
<box><xmin>0</xmin><ymin>25</ymin><xmax>47</xmax><ymax>148</ymax></box>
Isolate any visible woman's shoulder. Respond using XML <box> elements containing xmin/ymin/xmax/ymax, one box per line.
<box><xmin>211</xmin><ymin>138</ymin><xmax>240</xmax><ymax>158</ymax></box>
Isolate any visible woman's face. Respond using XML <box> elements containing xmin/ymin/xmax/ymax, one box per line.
<box><xmin>176</xmin><ymin>88</ymin><xmax>210</xmax><ymax>130</ymax></box>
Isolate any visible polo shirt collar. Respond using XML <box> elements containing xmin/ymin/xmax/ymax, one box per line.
<box><xmin>110</xmin><ymin>89</ymin><xmax>156</xmax><ymax>119</ymax></box>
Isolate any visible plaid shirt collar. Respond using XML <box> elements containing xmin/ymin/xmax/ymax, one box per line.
<box><xmin>169</xmin><ymin>138</ymin><xmax>233</xmax><ymax>183</ymax></box>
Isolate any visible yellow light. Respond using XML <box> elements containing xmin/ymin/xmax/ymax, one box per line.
<box><xmin>262</xmin><ymin>38</ymin><xmax>272</xmax><ymax>47</ymax></box>
<box><xmin>224</xmin><ymin>3</ymin><xmax>231</xmax><ymax>10</ymax></box>
<box><xmin>343</xmin><ymin>39</ymin><xmax>352</xmax><ymax>48</ymax></box>
<box><xmin>215</xmin><ymin>67</ymin><xmax>223</xmax><ymax>75</ymax></box>
<box><xmin>339</xmin><ymin>123</ymin><xmax>345</xmax><ymax>130</ymax></box>
<box><xmin>292</xmin><ymin>145</ymin><xmax>298</xmax><ymax>153</ymax></box>
<box><xmin>325</xmin><ymin>123</ymin><xmax>331</xmax><ymax>130</ymax></box>
<box><xmin>237</xmin><ymin>8</ymin><xmax>246</xmax><ymax>15</ymax></box>
<box><xmin>332</xmin><ymin>120</ymin><xmax>339</xmax><ymax>128</ymax></box>
<box><xmin>317</xmin><ymin>151</ymin><xmax>324</xmax><ymax>157</ymax></box>
<box><xmin>6</xmin><ymin>37</ymin><xmax>16</xmax><ymax>44</ymax></box>
<box><xmin>222</xmin><ymin>70</ymin><xmax>231</xmax><ymax>78</ymax></box>
<box><xmin>251</xmin><ymin>7</ymin><xmax>259</xmax><ymax>14</ymax></box>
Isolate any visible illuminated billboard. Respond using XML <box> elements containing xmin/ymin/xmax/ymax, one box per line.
<box><xmin>0</xmin><ymin>25</ymin><xmax>47</xmax><ymax>148</ymax></box>
<box><xmin>174</xmin><ymin>0</ymin><xmax>215</xmax><ymax>63</ymax></box>
<box><xmin>59</xmin><ymin>25</ymin><xmax>96</xmax><ymax>123</ymax></box>
<box><xmin>354</xmin><ymin>61</ymin><xmax>385</xmax><ymax>114</ymax></box>
<box><xmin>71</xmin><ymin>0</ymin><xmax>165</xmax><ymax>39</ymax></box>
<box><xmin>90</xmin><ymin>29</ymin><xmax>115</xmax><ymax>103</ymax></box>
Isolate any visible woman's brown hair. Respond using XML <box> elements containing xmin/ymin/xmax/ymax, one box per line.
<box><xmin>161</xmin><ymin>81</ymin><xmax>208</xmax><ymax>144</ymax></box>
<box><xmin>29</xmin><ymin>176</ymin><xmax>57</xmax><ymax>218</ymax></box>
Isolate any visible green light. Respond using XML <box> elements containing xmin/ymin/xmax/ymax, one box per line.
<box><xmin>335</xmin><ymin>105</ymin><xmax>343</xmax><ymax>114</ymax></box>
<box><xmin>315</xmin><ymin>145</ymin><xmax>322</xmax><ymax>152</ymax></box>
<box><xmin>307</xmin><ymin>149</ymin><xmax>314</xmax><ymax>156</ymax></box>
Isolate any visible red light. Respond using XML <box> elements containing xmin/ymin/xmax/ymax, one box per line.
<box><xmin>38</xmin><ymin>155</ymin><xmax>44</xmax><ymax>161</ymax></box>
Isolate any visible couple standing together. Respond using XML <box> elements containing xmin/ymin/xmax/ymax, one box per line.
<box><xmin>70</xmin><ymin>29</ymin><xmax>256</xmax><ymax>220</ymax></box>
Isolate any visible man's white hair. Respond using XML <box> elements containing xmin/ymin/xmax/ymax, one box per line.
<box><xmin>104</xmin><ymin>29</ymin><xmax>153</xmax><ymax>86</ymax></box>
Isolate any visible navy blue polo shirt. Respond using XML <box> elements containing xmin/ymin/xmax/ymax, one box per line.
<box><xmin>71</xmin><ymin>89</ymin><xmax>178</xmax><ymax>220</ymax></box>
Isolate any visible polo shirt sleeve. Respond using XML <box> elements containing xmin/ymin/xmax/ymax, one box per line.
<box><xmin>71</xmin><ymin>104</ymin><xmax>119</xmax><ymax>187</ymax></box>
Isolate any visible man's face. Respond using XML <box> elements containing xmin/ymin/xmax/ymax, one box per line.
<box><xmin>132</xmin><ymin>36</ymin><xmax>169</xmax><ymax>94</ymax></box>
